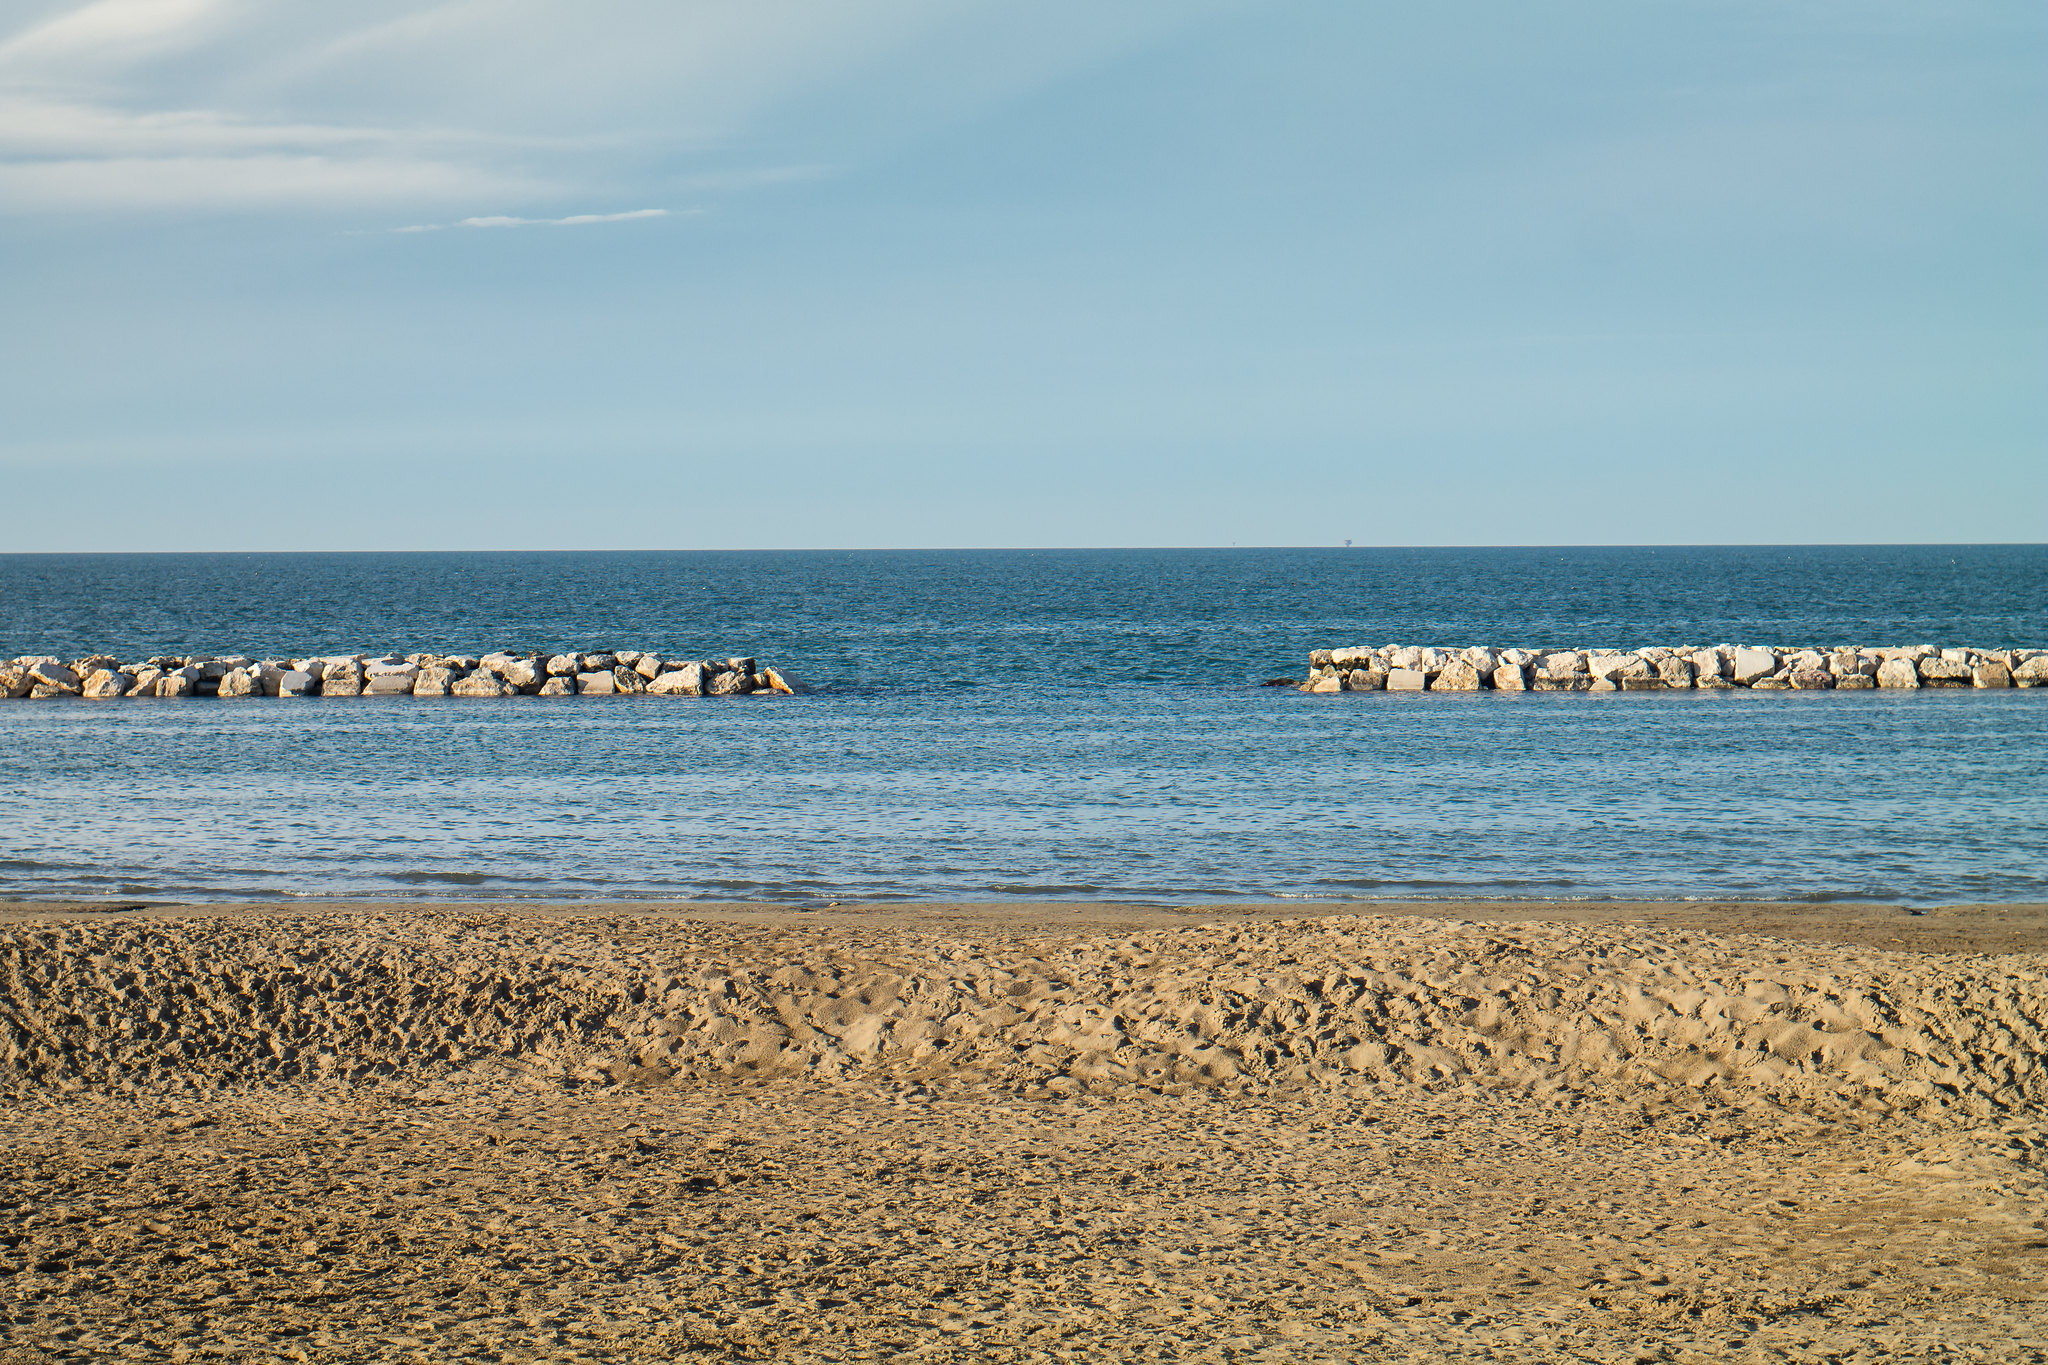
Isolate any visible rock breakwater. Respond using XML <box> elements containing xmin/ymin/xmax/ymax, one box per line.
<box><xmin>1303</xmin><ymin>644</ymin><xmax>2048</xmax><ymax>692</ymax></box>
<box><xmin>0</xmin><ymin>649</ymin><xmax>799</xmax><ymax>699</ymax></box>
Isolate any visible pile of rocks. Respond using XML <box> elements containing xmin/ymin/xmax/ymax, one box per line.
<box><xmin>1302</xmin><ymin>644</ymin><xmax>2048</xmax><ymax>693</ymax></box>
<box><xmin>0</xmin><ymin>650</ymin><xmax>800</xmax><ymax>700</ymax></box>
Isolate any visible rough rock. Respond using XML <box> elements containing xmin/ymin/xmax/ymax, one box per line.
<box><xmin>158</xmin><ymin>667</ymin><xmax>203</xmax><ymax>698</ymax></box>
<box><xmin>451</xmin><ymin>673</ymin><xmax>511</xmax><ymax>698</ymax></box>
<box><xmin>1306</xmin><ymin>675</ymin><xmax>1342</xmax><ymax>694</ymax></box>
<box><xmin>1344</xmin><ymin>668</ymin><xmax>1387</xmax><ymax>692</ymax></box>
<box><xmin>1491</xmin><ymin>664</ymin><xmax>1529</xmax><ymax>691</ymax></box>
<box><xmin>546</xmin><ymin>654</ymin><xmax>580</xmax><ymax>677</ymax></box>
<box><xmin>1430</xmin><ymin>661</ymin><xmax>1483</xmax><ymax>691</ymax></box>
<box><xmin>634</xmin><ymin>655</ymin><xmax>665</xmax><ymax>680</ymax></box>
<box><xmin>79</xmin><ymin>669</ymin><xmax>132</xmax><ymax>699</ymax></box>
<box><xmin>363</xmin><ymin>674</ymin><xmax>416</xmax><ymax>696</ymax></box>
<box><xmin>1656</xmin><ymin>656</ymin><xmax>1696</xmax><ymax>688</ymax></box>
<box><xmin>126</xmin><ymin>666</ymin><xmax>164</xmax><ymax>697</ymax></box>
<box><xmin>2016</xmin><ymin>656</ymin><xmax>2048</xmax><ymax>687</ymax></box>
<box><xmin>276</xmin><ymin>670</ymin><xmax>318</xmax><ymax>697</ymax></box>
<box><xmin>537</xmin><ymin>677</ymin><xmax>576</xmax><ymax>697</ymax></box>
<box><xmin>1731</xmin><ymin>648</ymin><xmax>1779</xmax><ymax>686</ymax></box>
<box><xmin>1876</xmin><ymin>658</ymin><xmax>1920</xmax><ymax>689</ymax></box>
<box><xmin>1789</xmin><ymin>669</ymin><xmax>1835</xmax><ymax>690</ymax></box>
<box><xmin>647</xmin><ymin>667</ymin><xmax>703</xmax><ymax>696</ymax></box>
<box><xmin>1917</xmin><ymin>658</ymin><xmax>1972</xmax><ymax>687</ymax></box>
<box><xmin>1385</xmin><ymin>669</ymin><xmax>1427</xmax><ymax>692</ymax></box>
<box><xmin>611</xmin><ymin>667</ymin><xmax>648</xmax><ymax>694</ymax></box>
<box><xmin>1616</xmin><ymin>656</ymin><xmax>1658</xmax><ymax>683</ymax></box>
<box><xmin>490</xmin><ymin>657</ymin><xmax>543</xmax><ymax>690</ymax></box>
<box><xmin>1583</xmin><ymin>653</ymin><xmax>1627</xmax><ymax>683</ymax></box>
<box><xmin>25</xmin><ymin>662</ymin><xmax>81</xmax><ymax>695</ymax></box>
<box><xmin>216</xmin><ymin>669</ymin><xmax>261</xmax><ymax>698</ymax></box>
<box><xmin>0</xmin><ymin>666</ymin><xmax>30</xmax><ymax>698</ymax></box>
<box><xmin>1973</xmin><ymin>661</ymin><xmax>2013</xmax><ymax>689</ymax></box>
<box><xmin>763</xmin><ymin>667</ymin><xmax>803</xmax><ymax>695</ymax></box>
<box><xmin>706</xmin><ymin>669</ymin><xmax>752</xmax><ymax>696</ymax></box>
<box><xmin>576</xmin><ymin>671</ymin><xmax>618</xmax><ymax>696</ymax></box>
<box><xmin>579</xmin><ymin>652</ymin><xmax>617</xmax><ymax>672</ymax></box>
<box><xmin>412</xmin><ymin>667</ymin><xmax>456</xmax><ymax>697</ymax></box>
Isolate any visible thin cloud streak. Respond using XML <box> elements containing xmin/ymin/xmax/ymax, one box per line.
<box><xmin>392</xmin><ymin>207</ymin><xmax>681</xmax><ymax>232</ymax></box>
<box><xmin>0</xmin><ymin>3</ymin><xmax>1201</xmax><ymax>214</ymax></box>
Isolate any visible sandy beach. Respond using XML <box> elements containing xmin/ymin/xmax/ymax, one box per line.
<box><xmin>2</xmin><ymin>899</ymin><xmax>2043</xmax><ymax>1363</ymax></box>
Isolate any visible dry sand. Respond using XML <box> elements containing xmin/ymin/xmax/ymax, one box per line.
<box><xmin>1</xmin><ymin>899</ymin><xmax>2043</xmax><ymax>1363</ymax></box>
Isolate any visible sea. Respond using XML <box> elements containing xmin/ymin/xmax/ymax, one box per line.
<box><xmin>2</xmin><ymin>546</ymin><xmax>2045</xmax><ymax>906</ymax></box>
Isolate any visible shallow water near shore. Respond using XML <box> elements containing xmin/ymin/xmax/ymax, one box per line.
<box><xmin>3</xmin><ymin>685</ymin><xmax>2046</xmax><ymax>904</ymax></box>
<box><xmin>2</xmin><ymin>546</ymin><xmax>2045</xmax><ymax>904</ymax></box>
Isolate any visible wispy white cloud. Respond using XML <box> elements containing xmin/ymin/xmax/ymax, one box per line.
<box><xmin>0</xmin><ymin>2</ymin><xmax>1211</xmax><ymax>214</ymax></box>
<box><xmin>394</xmin><ymin>207</ymin><xmax>680</xmax><ymax>232</ymax></box>
<box><xmin>0</xmin><ymin>0</ymin><xmax>232</xmax><ymax>73</ymax></box>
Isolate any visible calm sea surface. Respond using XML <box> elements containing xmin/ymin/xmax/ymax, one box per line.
<box><xmin>2</xmin><ymin>547</ymin><xmax>2044</xmax><ymax>905</ymax></box>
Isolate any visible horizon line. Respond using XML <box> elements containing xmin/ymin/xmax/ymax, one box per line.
<box><xmin>1</xmin><ymin>543</ymin><xmax>2045</xmax><ymax>557</ymax></box>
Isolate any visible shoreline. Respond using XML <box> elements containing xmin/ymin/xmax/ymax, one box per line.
<box><xmin>7</xmin><ymin>896</ymin><xmax>2048</xmax><ymax>955</ymax></box>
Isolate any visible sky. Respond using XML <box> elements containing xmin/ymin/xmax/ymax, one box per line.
<box><xmin>1</xmin><ymin>0</ymin><xmax>2042</xmax><ymax>550</ymax></box>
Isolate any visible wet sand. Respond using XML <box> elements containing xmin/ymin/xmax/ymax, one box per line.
<box><xmin>1</xmin><ymin>900</ymin><xmax>2043</xmax><ymax>1362</ymax></box>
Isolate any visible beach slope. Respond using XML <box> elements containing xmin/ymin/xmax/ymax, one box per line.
<box><xmin>2</xmin><ymin>902</ymin><xmax>2043</xmax><ymax>1362</ymax></box>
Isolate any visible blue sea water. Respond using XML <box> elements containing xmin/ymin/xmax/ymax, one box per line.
<box><xmin>2</xmin><ymin>547</ymin><xmax>2044</xmax><ymax>905</ymax></box>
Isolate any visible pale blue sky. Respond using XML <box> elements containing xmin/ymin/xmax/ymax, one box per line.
<box><xmin>2</xmin><ymin>1</ymin><xmax>2042</xmax><ymax>550</ymax></box>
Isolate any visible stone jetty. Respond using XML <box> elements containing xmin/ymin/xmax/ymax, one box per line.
<box><xmin>1301</xmin><ymin>644</ymin><xmax>2048</xmax><ymax>692</ymax></box>
<box><xmin>0</xmin><ymin>650</ymin><xmax>800</xmax><ymax>700</ymax></box>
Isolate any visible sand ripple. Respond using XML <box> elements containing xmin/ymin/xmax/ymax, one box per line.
<box><xmin>7</xmin><ymin>914</ymin><xmax>2042</xmax><ymax>1122</ymax></box>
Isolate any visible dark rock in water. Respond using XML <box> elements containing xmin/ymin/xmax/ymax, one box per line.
<box><xmin>1260</xmin><ymin>678</ymin><xmax>1299</xmax><ymax>688</ymax></box>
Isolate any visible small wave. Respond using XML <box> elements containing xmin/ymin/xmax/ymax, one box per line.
<box><xmin>388</xmin><ymin>870</ymin><xmax>499</xmax><ymax>887</ymax></box>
